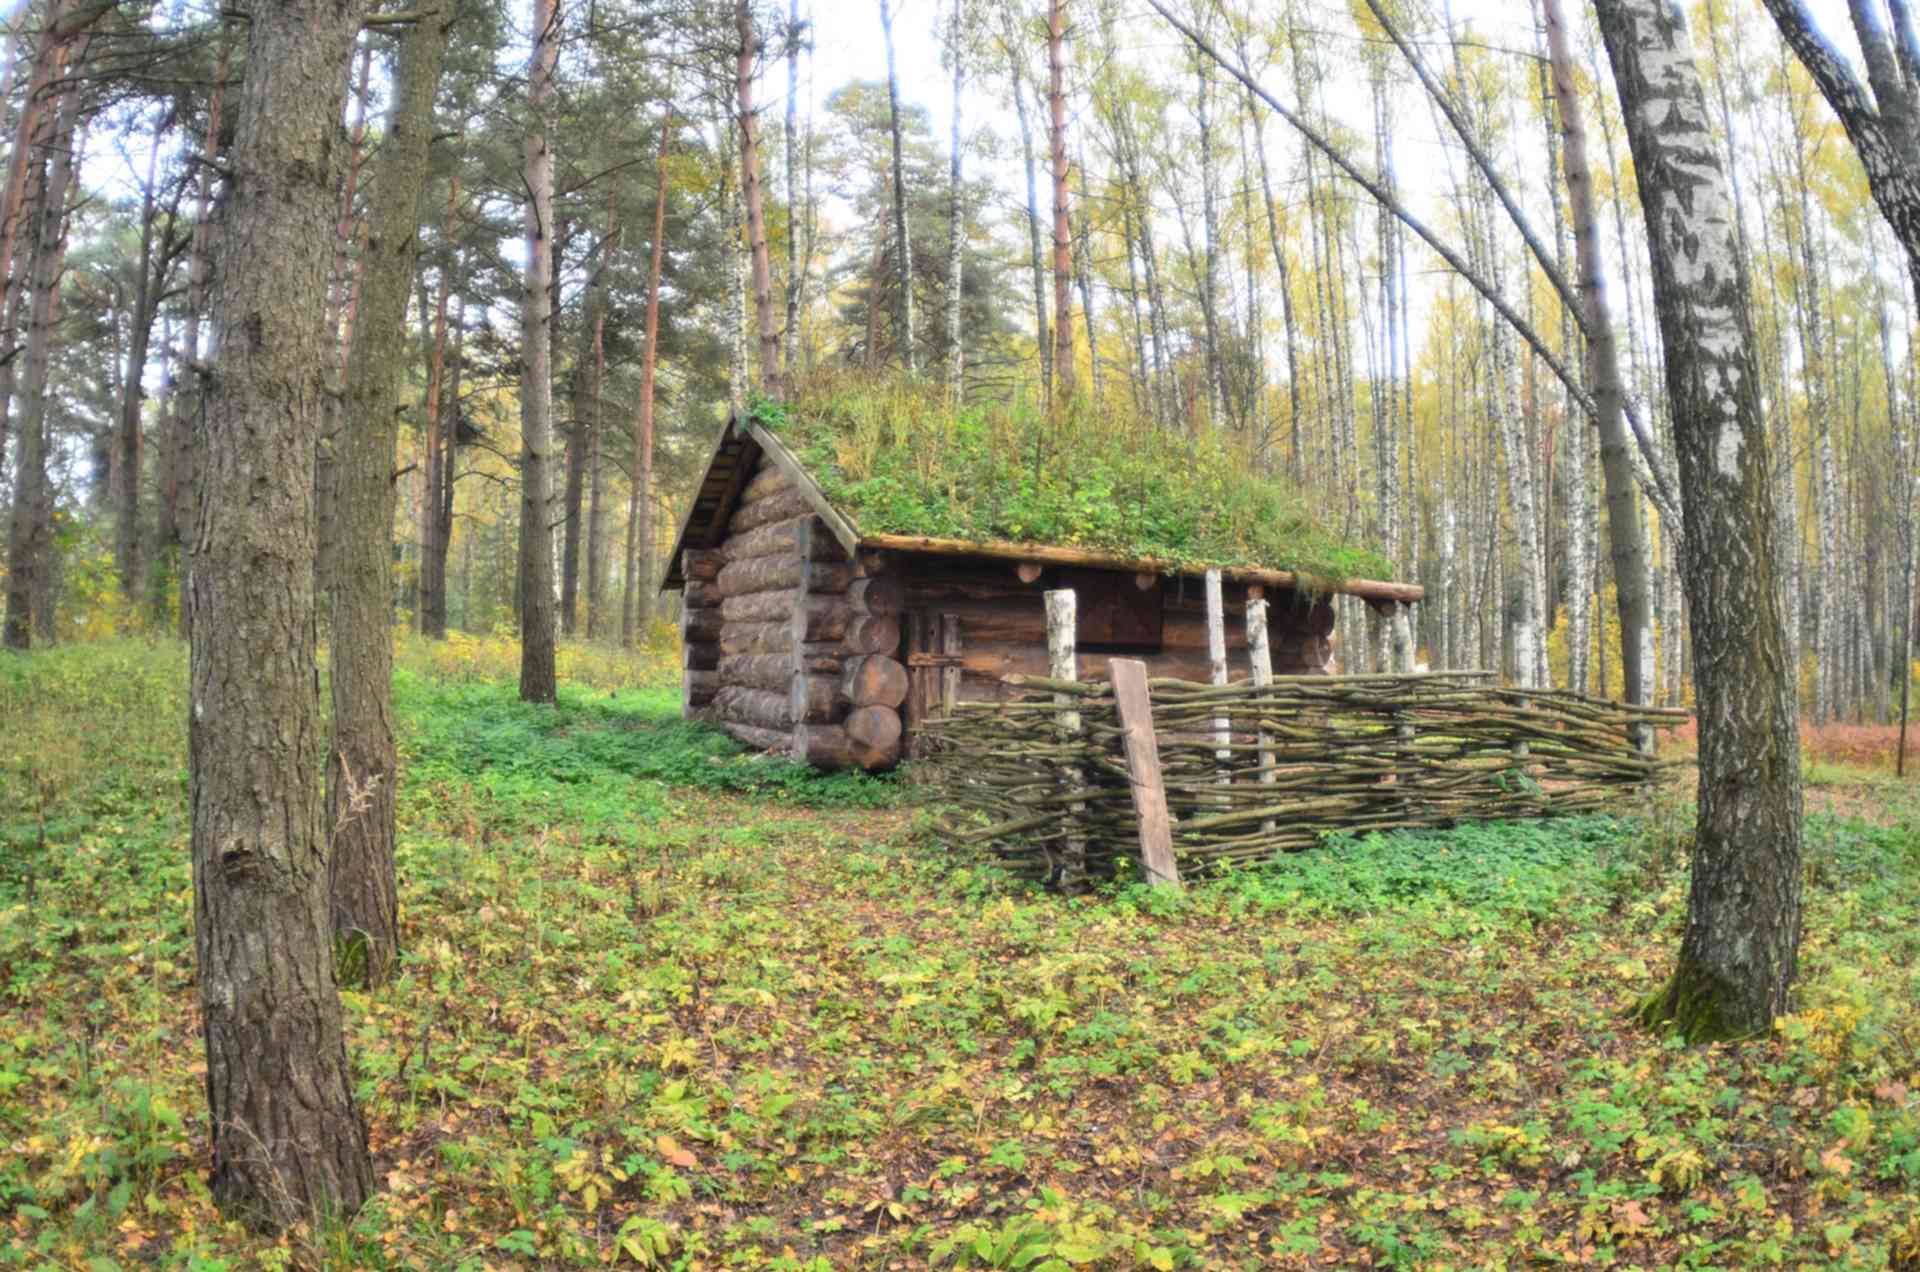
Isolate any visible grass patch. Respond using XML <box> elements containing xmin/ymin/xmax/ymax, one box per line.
<box><xmin>755</xmin><ymin>374</ymin><xmax>1391</xmax><ymax>582</ymax></box>
<box><xmin>4</xmin><ymin>638</ymin><xmax>1918</xmax><ymax>1269</ymax></box>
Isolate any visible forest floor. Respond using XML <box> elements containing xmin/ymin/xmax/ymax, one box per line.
<box><xmin>3</xmin><ymin>638</ymin><xmax>1918</xmax><ymax>1271</ymax></box>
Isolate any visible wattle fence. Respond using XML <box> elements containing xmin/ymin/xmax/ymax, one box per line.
<box><xmin>920</xmin><ymin>664</ymin><xmax>1687</xmax><ymax>889</ymax></box>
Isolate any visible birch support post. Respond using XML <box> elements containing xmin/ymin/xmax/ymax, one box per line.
<box><xmin>1245</xmin><ymin>599</ymin><xmax>1276</xmax><ymax>835</ymax></box>
<box><xmin>1109</xmin><ymin>658</ymin><xmax>1181</xmax><ymax>889</ymax></box>
<box><xmin>1205</xmin><ymin>568</ymin><xmax>1229</xmax><ymax>774</ymax></box>
<box><xmin>1045</xmin><ymin>588</ymin><xmax>1085</xmax><ymax>891</ymax></box>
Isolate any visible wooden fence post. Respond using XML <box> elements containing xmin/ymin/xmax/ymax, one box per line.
<box><xmin>1110</xmin><ymin>657</ymin><xmax>1181</xmax><ymax>889</ymax></box>
<box><xmin>1045</xmin><ymin>589</ymin><xmax>1085</xmax><ymax>889</ymax></box>
<box><xmin>1246</xmin><ymin>598</ymin><xmax>1276</xmax><ymax>833</ymax></box>
<box><xmin>1205</xmin><ymin>568</ymin><xmax>1229</xmax><ymax>771</ymax></box>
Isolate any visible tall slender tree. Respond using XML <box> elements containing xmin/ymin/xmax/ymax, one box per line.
<box><xmin>519</xmin><ymin>0</ymin><xmax>560</xmax><ymax>704</ymax></box>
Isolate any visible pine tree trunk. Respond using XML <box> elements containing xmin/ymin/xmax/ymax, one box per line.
<box><xmin>1594</xmin><ymin>0</ymin><xmax>1803</xmax><ymax>1043</ymax></box>
<box><xmin>624</xmin><ymin>103</ymin><xmax>672</xmax><ymax>649</ymax></box>
<box><xmin>1193</xmin><ymin>49</ymin><xmax>1222</xmax><ymax>425</ymax></box>
<box><xmin>518</xmin><ymin>0</ymin><xmax>559</xmax><ymax>704</ymax></box>
<box><xmin>1046</xmin><ymin>0</ymin><xmax>1073</xmax><ymax>402</ymax></box>
<box><xmin>3</xmin><ymin>26</ymin><xmax>82</xmax><ymax>651</ymax></box>
<box><xmin>418</xmin><ymin>201</ymin><xmax>453</xmax><ymax>640</ymax></box>
<box><xmin>738</xmin><ymin>0</ymin><xmax>779</xmax><ymax>393</ymax></box>
<box><xmin>783</xmin><ymin>0</ymin><xmax>801</xmax><ymax>378</ymax></box>
<box><xmin>188</xmin><ymin>0</ymin><xmax>377</xmax><ymax>1224</ymax></box>
<box><xmin>114</xmin><ymin>117</ymin><xmax>166</xmax><ymax>598</ymax></box>
<box><xmin>324</xmin><ymin>4</ymin><xmax>451</xmax><ymax>990</ymax></box>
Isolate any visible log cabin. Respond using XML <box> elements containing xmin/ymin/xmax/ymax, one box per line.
<box><xmin>659</xmin><ymin>413</ymin><xmax>1424</xmax><ymax>771</ymax></box>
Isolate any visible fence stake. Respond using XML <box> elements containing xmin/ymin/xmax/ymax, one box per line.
<box><xmin>1110</xmin><ymin>657</ymin><xmax>1181</xmax><ymax>889</ymax></box>
<box><xmin>1045</xmin><ymin>589</ymin><xmax>1085</xmax><ymax>889</ymax></box>
<box><xmin>1205</xmin><ymin>568</ymin><xmax>1229</xmax><ymax>770</ymax></box>
<box><xmin>1246</xmin><ymin>598</ymin><xmax>1276</xmax><ymax>833</ymax></box>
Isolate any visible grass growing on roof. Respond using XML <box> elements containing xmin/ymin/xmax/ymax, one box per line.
<box><xmin>751</xmin><ymin>374</ymin><xmax>1392</xmax><ymax>581</ymax></box>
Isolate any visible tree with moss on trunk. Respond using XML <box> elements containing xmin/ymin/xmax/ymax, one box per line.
<box><xmin>322</xmin><ymin>0</ymin><xmax>454</xmax><ymax>989</ymax></box>
<box><xmin>1591</xmin><ymin>0</ymin><xmax>1803</xmax><ymax>1042</ymax></box>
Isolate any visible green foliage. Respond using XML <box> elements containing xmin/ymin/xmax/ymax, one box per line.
<box><xmin>752</xmin><ymin>376</ymin><xmax>1392</xmax><ymax>582</ymax></box>
<box><xmin>4</xmin><ymin>640</ymin><xmax>1919</xmax><ymax>1268</ymax></box>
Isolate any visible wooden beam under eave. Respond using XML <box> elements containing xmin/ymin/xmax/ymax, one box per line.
<box><xmin>855</xmin><ymin>532</ymin><xmax>1425</xmax><ymax>604</ymax></box>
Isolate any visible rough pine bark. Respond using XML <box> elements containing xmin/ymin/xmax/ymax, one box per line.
<box><xmin>519</xmin><ymin>0</ymin><xmax>559</xmax><ymax>704</ymax></box>
<box><xmin>3</xmin><ymin>31</ymin><xmax>82</xmax><ymax>651</ymax></box>
<box><xmin>324</xmin><ymin>3</ymin><xmax>451</xmax><ymax>989</ymax></box>
<box><xmin>1594</xmin><ymin>0</ymin><xmax>1803</xmax><ymax>1042</ymax></box>
<box><xmin>738</xmin><ymin>0</ymin><xmax>779</xmax><ymax>392</ymax></box>
<box><xmin>187</xmin><ymin>0</ymin><xmax>376</xmax><ymax>1225</ymax></box>
<box><xmin>623</xmin><ymin>103</ymin><xmax>672</xmax><ymax>648</ymax></box>
<box><xmin>1046</xmin><ymin>0</ymin><xmax>1073</xmax><ymax>402</ymax></box>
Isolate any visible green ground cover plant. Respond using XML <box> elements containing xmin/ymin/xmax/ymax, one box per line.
<box><xmin>754</xmin><ymin>376</ymin><xmax>1391</xmax><ymax>583</ymax></box>
<box><xmin>3</xmin><ymin>639</ymin><xmax>1918</xmax><ymax>1269</ymax></box>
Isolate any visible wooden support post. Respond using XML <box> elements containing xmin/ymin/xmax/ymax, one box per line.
<box><xmin>1205</xmin><ymin>567</ymin><xmax>1229</xmax><ymax>768</ymax></box>
<box><xmin>1109</xmin><ymin>658</ymin><xmax>1180</xmax><ymax>890</ymax></box>
<box><xmin>1246</xmin><ymin>598</ymin><xmax>1276</xmax><ymax>833</ymax></box>
<box><xmin>940</xmin><ymin>612</ymin><xmax>962</xmax><ymax>715</ymax></box>
<box><xmin>1045</xmin><ymin>588</ymin><xmax>1085</xmax><ymax>890</ymax></box>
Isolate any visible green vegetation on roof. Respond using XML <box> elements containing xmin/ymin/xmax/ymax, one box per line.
<box><xmin>750</xmin><ymin>376</ymin><xmax>1392</xmax><ymax>583</ymax></box>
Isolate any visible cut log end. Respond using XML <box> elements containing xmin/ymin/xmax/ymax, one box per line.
<box><xmin>843</xmin><ymin>654</ymin><xmax>909</xmax><ymax>709</ymax></box>
<box><xmin>845</xmin><ymin>705</ymin><xmax>902</xmax><ymax>771</ymax></box>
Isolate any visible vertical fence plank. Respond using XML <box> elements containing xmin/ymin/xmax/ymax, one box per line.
<box><xmin>1045</xmin><ymin>589</ymin><xmax>1085</xmax><ymax>889</ymax></box>
<box><xmin>1110</xmin><ymin>657</ymin><xmax>1181</xmax><ymax>889</ymax></box>
<box><xmin>1205</xmin><ymin>568</ymin><xmax>1228</xmax><ymax>767</ymax></box>
<box><xmin>940</xmin><ymin>612</ymin><xmax>962</xmax><ymax>715</ymax></box>
<box><xmin>1246</xmin><ymin>598</ymin><xmax>1276</xmax><ymax>833</ymax></box>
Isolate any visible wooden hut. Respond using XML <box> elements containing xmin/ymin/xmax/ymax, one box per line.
<box><xmin>660</xmin><ymin>415</ymin><xmax>1424</xmax><ymax>771</ymax></box>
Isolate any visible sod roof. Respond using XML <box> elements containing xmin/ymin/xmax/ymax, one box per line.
<box><xmin>662</xmin><ymin>382</ymin><xmax>1419</xmax><ymax>601</ymax></box>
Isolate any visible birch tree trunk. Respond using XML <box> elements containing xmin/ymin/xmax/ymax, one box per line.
<box><xmin>187</xmin><ymin>0</ymin><xmax>376</xmax><ymax>1223</ymax></box>
<box><xmin>1005</xmin><ymin>23</ymin><xmax>1050</xmax><ymax>398</ymax></box>
<box><xmin>945</xmin><ymin>0</ymin><xmax>964</xmax><ymax>392</ymax></box>
<box><xmin>783</xmin><ymin>0</ymin><xmax>802</xmax><ymax>378</ymax></box>
<box><xmin>880</xmin><ymin>0</ymin><xmax>915</xmax><ymax>372</ymax></box>
<box><xmin>1593</xmin><ymin>0</ymin><xmax>1803</xmax><ymax>1042</ymax></box>
<box><xmin>518</xmin><ymin>0</ymin><xmax>559</xmax><ymax>704</ymax></box>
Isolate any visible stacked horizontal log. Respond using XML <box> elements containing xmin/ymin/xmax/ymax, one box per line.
<box><xmin>919</xmin><ymin>671</ymin><xmax>1686</xmax><ymax>883</ymax></box>
<box><xmin>680</xmin><ymin>548</ymin><xmax>724</xmax><ymax>715</ymax></box>
<box><xmin>697</xmin><ymin>454</ymin><xmax>904</xmax><ymax>771</ymax></box>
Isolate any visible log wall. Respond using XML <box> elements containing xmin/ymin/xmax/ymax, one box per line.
<box><xmin>697</xmin><ymin>454</ymin><xmax>904</xmax><ymax>771</ymax></box>
<box><xmin>689</xmin><ymin>458</ymin><xmax>1332</xmax><ymax>772</ymax></box>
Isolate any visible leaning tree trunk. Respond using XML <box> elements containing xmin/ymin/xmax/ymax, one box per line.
<box><xmin>879</xmin><ymin>0</ymin><xmax>915</xmax><ymax>372</ymax></box>
<box><xmin>187</xmin><ymin>0</ymin><xmax>377</xmax><ymax>1226</ymax></box>
<box><xmin>1594</xmin><ymin>0</ymin><xmax>1803</xmax><ymax>1042</ymax></box>
<box><xmin>518</xmin><ymin>0</ymin><xmax>559</xmax><ymax>704</ymax></box>
<box><xmin>1541</xmin><ymin>0</ymin><xmax>1657</xmax><ymax>734</ymax></box>
<box><xmin>324</xmin><ymin>1</ymin><xmax>451</xmax><ymax>990</ymax></box>
<box><xmin>1005</xmin><ymin>28</ymin><xmax>1050</xmax><ymax>399</ymax></box>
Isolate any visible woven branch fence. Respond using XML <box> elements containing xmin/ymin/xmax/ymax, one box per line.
<box><xmin>920</xmin><ymin>667</ymin><xmax>1687</xmax><ymax>887</ymax></box>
